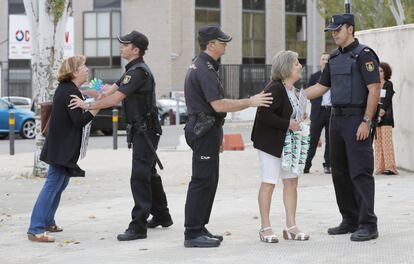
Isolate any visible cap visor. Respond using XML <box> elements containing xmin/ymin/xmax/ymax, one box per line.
<box><xmin>117</xmin><ymin>36</ymin><xmax>132</xmax><ymax>44</ymax></box>
<box><xmin>324</xmin><ymin>24</ymin><xmax>342</xmax><ymax>32</ymax></box>
<box><xmin>217</xmin><ymin>34</ymin><xmax>232</xmax><ymax>42</ymax></box>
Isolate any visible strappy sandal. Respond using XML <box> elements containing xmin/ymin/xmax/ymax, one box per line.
<box><xmin>283</xmin><ymin>225</ymin><xmax>309</xmax><ymax>241</ymax></box>
<box><xmin>45</xmin><ymin>225</ymin><xmax>63</xmax><ymax>232</ymax></box>
<box><xmin>27</xmin><ymin>232</ymin><xmax>55</xmax><ymax>243</ymax></box>
<box><xmin>259</xmin><ymin>227</ymin><xmax>279</xmax><ymax>243</ymax></box>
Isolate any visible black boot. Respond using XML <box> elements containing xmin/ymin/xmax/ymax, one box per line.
<box><xmin>117</xmin><ymin>229</ymin><xmax>147</xmax><ymax>241</ymax></box>
<box><xmin>147</xmin><ymin>217</ymin><xmax>173</xmax><ymax>228</ymax></box>
<box><xmin>327</xmin><ymin>222</ymin><xmax>358</xmax><ymax>235</ymax></box>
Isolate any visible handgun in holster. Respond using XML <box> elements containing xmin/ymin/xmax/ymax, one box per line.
<box><xmin>371</xmin><ymin>103</ymin><xmax>381</xmax><ymax>139</ymax></box>
<box><xmin>126</xmin><ymin>124</ymin><xmax>135</xmax><ymax>149</ymax></box>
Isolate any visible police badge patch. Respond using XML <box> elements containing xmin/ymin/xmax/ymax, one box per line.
<box><xmin>365</xmin><ymin>61</ymin><xmax>375</xmax><ymax>72</ymax></box>
<box><xmin>123</xmin><ymin>75</ymin><xmax>131</xmax><ymax>84</ymax></box>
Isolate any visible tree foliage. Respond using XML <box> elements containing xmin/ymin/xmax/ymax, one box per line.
<box><xmin>317</xmin><ymin>0</ymin><xmax>414</xmax><ymax>30</ymax></box>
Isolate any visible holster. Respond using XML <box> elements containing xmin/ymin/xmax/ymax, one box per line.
<box><xmin>371</xmin><ymin>103</ymin><xmax>381</xmax><ymax>139</ymax></box>
<box><xmin>192</xmin><ymin>112</ymin><xmax>226</xmax><ymax>138</ymax></box>
<box><xmin>126</xmin><ymin>124</ymin><xmax>135</xmax><ymax>149</ymax></box>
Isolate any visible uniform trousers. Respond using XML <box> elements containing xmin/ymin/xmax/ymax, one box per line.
<box><xmin>129</xmin><ymin>130</ymin><xmax>170</xmax><ymax>233</ymax></box>
<box><xmin>305</xmin><ymin>107</ymin><xmax>331</xmax><ymax>170</ymax></box>
<box><xmin>330</xmin><ymin>114</ymin><xmax>377</xmax><ymax>229</ymax></box>
<box><xmin>184</xmin><ymin>119</ymin><xmax>223</xmax><ymax>240</ymax></box>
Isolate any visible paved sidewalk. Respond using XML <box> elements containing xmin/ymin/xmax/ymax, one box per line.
<box><xmin>0</xmin><ymin>144</ymin><xmax>413</xmax><ymax>264</ymax></box>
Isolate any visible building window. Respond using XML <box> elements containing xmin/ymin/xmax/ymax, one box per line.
<box><xmin>8</xmin><ymin>0</ymin><xmax>25</xmax><ymax>14</ymax></box>
<box><xmin>242</xmin><ymin>0</ymin><xmax>266</xmax><ymax>64</ymax></box>
<box><xmin>93</xmin><ymin>0</ymin><xmax>121</xmax><ymax>10</ymax></box>
<box><xmin>194</xmin><ymin>0</ymin><xmax>220</xmax><ymax>55</ymax></box>
<box><xmin>285</xmin><ymin>0</ymin><xmax>307</xmax><ymax>64</ymax></box>
<box><xmin>83</xmin><ymin>11</ymin><xmax>121</xmax><ymax>67</ymax></box>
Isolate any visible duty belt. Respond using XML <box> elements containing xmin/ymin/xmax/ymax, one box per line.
<box><xmin>331</xmin><ymin>107</ymin><xmax>365</xmax><ymax>116</ymax></box>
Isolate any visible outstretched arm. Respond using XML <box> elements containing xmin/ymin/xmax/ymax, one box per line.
<box><xmin>210</xmin><ymin>91</ymin><xmax>273</xmax><ymax>113</ymax></box>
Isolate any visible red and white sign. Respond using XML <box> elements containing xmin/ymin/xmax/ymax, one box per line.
<box><xmin>8</xmin><ymin>15</ymin><xmax>74</xmax><ymax>59</ymax></box>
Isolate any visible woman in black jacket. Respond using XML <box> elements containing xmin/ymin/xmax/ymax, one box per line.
<box><xmin>251</xmin><ymin>50</ymin><xmax>309</xmax><ymax>243</ymax></box>
<box><xmin>374</xmin><ymin>62</ymin><xmax>398</xmax><ymax>175</ymax></box>
<box><xmin>27</xmin><ymin>55</ymin><xmax>100</xmax><ymax>242</ymax></box>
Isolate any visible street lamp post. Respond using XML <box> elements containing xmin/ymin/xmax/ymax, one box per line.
<box><xmin>345</xmin><ymin>0</ymin><xmax>351</xmax><ymax>13</ymax></box>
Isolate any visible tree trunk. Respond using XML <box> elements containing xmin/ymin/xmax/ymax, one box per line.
<box><xmin>24</xmin><ymin>0</ymin><xmax>70</xmax><ymax>177</ymax></box>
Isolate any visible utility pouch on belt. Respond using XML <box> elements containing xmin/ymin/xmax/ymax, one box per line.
<box><xmin>193</xmin><ymin>112</ymin><xmax>216</xmax><ymax>138</ymax></box>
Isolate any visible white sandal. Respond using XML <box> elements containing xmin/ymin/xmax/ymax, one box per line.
<box><xmin>259</xmin><ymin>227</ymin><xmax>279</xmax><ymax>243</ymax></box>
<box><xmin>283</xmin><ymin>225</ymin><xmax>309</xmax><ymax>241</ymax></box>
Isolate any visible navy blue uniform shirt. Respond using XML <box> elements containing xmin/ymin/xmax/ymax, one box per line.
<box><xmin>184</xmin><ymin>52</ymin><xmax>224</xmax><ymax>115</ymax></box>
<box><xmin>319</xmin><ymin>39</ymin><xmax>380</xmax><ymax>87</ymax></box>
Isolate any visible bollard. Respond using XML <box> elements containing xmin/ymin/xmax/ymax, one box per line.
<box><xmin>112</xmin><ymin>108</ymin><xmax>118</xmax><ymax>150</ymax></box>
<box><xmin>9</xmin><ymin>111</ymin><xmax>15</xmax><ymax>155</ymax></box>
<box><xmin>175</xmin><ymin>94</ymin><xmax>180</xmax><ymax>125</ymax></box>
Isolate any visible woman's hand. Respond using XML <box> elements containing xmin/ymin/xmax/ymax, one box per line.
<box><xmin>68</xmin><ymin>95</ymin><xmax>88</xmax><ymax>110</ymax></box>
<box><xmin>289</xmin><ymin>119</ymin><xmax>300</xmax><ymax>131</ymax></box>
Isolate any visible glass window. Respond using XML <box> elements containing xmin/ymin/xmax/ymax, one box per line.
<box><xmin>195</xmin><ymin>0</ymin><xmax>220</xmax><ymax>8</ymax></box>
<box><xmin>285</xmin><ymin>0</ymin><xmax>306</xmax><ymax>13</ymax></box>
<box><xmin>194</xmin><ymin>0</ymin><xmax>221</xmax><ymax>55</ymax></box>
<box><xmin>242</xmin><ymin>0</ymin><xmax>265</xmax><ymax>64</ymax></box>
<box><xmin>97</xmin><ymin>12</ymin><xmax>110</xmax><ymax>38</ymax></box>
<box><xmin>285</xmin><ymin>15</ymin><xmax>307</xmax><ymax>60</ymax></box>
<box><xmin>9</xmin><ymin>0</ymin><xmax>25</xmax><ymax>14</ymax></box>
<box><xmin>83</xmin><ymin>11</ymin><xmax>121</xmax><ymax>66</ymax></box>
<box><xmin>93</xmin><ymin>0</ymin><xmax>121</xmax><ymax>9</ymax></box>
<box><xmin>242</xmin><ymin>0</ymin><xmax>265</xmax><ymax>10</ymax></box>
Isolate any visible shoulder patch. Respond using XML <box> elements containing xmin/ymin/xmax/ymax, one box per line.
<box><xmin>189</xmin><ymin>64</ymin><xmax>197</xmax><ymax>70</ymax></box>
<box><xmin>206</xmin><ymin>61</ymin><xmax>215</xmax><ymax>70</ymax></box>
<box><xmin>123</xmin><ymin>75</ymin><xmax>131</xmax><ymax>84</ymax></box>
<box><xmin>365</xmin><ymin>61</ymin><xmax>375</xmax><ymax>72</ymax></box>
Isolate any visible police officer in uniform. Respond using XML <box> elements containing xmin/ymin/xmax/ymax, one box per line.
<box><xmin>305</xmin><ymin>14</ymin><xmax>380</xmax><ymax>242</ymax></box>
<box><xmin>183</xmin><ymin>24</ymin><xmax>273</xmax><ymax>248</ymax></box>
<box><xmin>69</xmin><ymin>31</ymin><xmax>172</xmax><ymax>241</ymax></box>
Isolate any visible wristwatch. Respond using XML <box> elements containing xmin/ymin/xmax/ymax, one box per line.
<box><xmin>363</xmin><ymin>117</ymin><xmax>372</xmax><ymax>127</ymax></box>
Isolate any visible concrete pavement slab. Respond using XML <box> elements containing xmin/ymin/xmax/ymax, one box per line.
<box><xmin>0</xmin><ymin>146</ymin><xmax>413</xmax><ymax>264</ymax></box>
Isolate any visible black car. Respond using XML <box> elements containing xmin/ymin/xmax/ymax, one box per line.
<box><xmin>91</xmin><ymin>104</ymin><xmax>127</xmax><ymax>135</ymax></box>
<box><xmin>91</xmin><ymin>99</ymin><xmax>188</xmax><ymax>135</ymax></box>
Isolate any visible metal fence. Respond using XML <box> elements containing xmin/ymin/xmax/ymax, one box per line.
<box><xmin>219</xmin><ymin>64</ymin><xmax>308</xmax><ymax>99</ymax></box>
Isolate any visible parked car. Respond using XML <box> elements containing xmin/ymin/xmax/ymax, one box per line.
<box><xmin>0</xmin><ymin>98</ymin><xmax>36</xmax><ymax>139</ymax></box>
<box><xmin>90</xmin><ymin>104</ymin><xmax>127</xmax><ymax>135</ymax></box>
<box><xmin>157</xmin><ymin>98</ymin><xmax>188</xmax><ymax>126</ymax></box>
<box><xmin>90</xmin><ymin>98</ymin><xmax>188</xmax><ymax>135</ymax></box>
<box><xmin>1</xmin><ymin>96</ymin><xmax>33</xmax><ymax>110</ymax></box>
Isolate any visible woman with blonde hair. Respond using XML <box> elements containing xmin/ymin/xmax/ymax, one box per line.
<box><xmin>251</xmin><ymin>50</ymin><xmax>309</xmax><ymax>243</ymax></box>
<box><xmin>27</xmin><ymin>55</ymin><xmax>100</xmax><ymax>242</ymax></box>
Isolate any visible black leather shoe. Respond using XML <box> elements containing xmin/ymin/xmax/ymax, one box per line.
<box><xmin>203</xmin><ymin>228</ymin><xmax>223</xmax><ymax>242</ymax></box>
<box><xmin>147</xmin><ymin>218</ymin><xmax>173</xmax><ymax>228</ymax></box>
<box><xmin>328</xmin><ymin>223</ymin><xmax>358</xmax><ymax>235</ymax></box>
<box><xmin>350</xmin><ymin>227</ymin><xmax>379</xmax><ymax>241</ymax></box>
<box><xmin>323</xmin><ymin>166</ymin><xmax>332</xmax><ymax>174</ymax></box>
<box><xmin>117</xmin><ymin>229</ymin><xmax>147</xmax><ymax>241</ymax></box>
<box><xmin>184</xmin><ymin>235</ymin><xmax>221</xmax><ymax>248</ymax></box>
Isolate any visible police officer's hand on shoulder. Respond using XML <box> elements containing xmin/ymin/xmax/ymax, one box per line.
<box><xmin>249</xmin><ymin>91</ymin><xmax>273</xmax><ymax>107</ymax></box>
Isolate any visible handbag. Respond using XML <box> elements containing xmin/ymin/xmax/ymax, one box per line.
<box><xmin>40</xmin><ymin>102</ymin><xmax>53</xmax><ymax>136</ymax></box>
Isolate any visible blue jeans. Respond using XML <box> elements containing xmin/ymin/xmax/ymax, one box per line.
<box><xmin>28</xmin><ymin>164</ymin><xmax>70</xmax><ymax>235</ymax></box>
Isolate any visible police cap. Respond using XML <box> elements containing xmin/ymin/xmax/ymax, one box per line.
<box><xmin>118</xmin><ymin>30</ymin><xmax>149</xmax><ymax>51</ymax></box>
<box><xmin>324</xmin><ymin>13</ymin><xmax>355</xmax><ymax>32</ymax></box>
<box><xmin>198</xmin><ymin>24</ymin><xmax>232</xmax><ymax>43</ymax></box>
